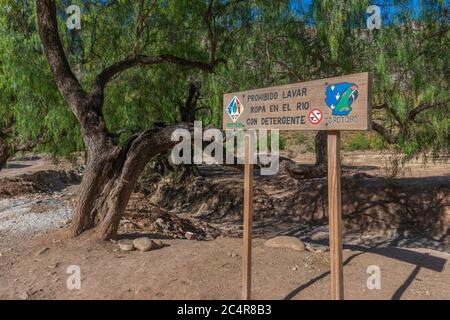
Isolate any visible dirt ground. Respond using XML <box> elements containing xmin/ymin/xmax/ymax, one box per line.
<box><xmin>0</xmin><ymin>152</ymin><xmax>449</xmax><ymax>300</ymax></box>
<box><xmin>0</xmin><ymin>231</ymin><xmax>449</xmax><ymax>300</ymax></box>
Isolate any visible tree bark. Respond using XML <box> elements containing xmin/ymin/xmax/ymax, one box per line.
<box><xmin>180</xmin><ymin>82</ymin><xmax>200</xmax><ymax>123</ymax></box>
<box><xmin>315</xmin><ymin>131</ymin><xmax>327</xmax><ymax>166</ymax></box>
<box><xmin>0</xmin><ymin>138</ymin><xmax>9</xmax><ymax>171</ymax></box>
<box><xmin>70</xmin><ymin>125</ymin><xmax>183</xmax><ymax>240</ymax></box>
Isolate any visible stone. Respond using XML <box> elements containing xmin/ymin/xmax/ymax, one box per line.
<box><xmin>185</xmin><ymin>232</ymin><xmax>195</xmax><ymax>240</ymax></box>
<box><xmin>264</xmin><ymin>236</ymin><xmax>306</xmax><ymax>252</ymax></box>
<box><xmin>133</xmin><ymin>237</ymin><xmax>154</xmax><ymax>252</ymax></box>
<box><xmin>153</xmin><ymin>240</ymin><xmax>163</xmax><ymax>248</ymax></box>
<box><xmin>118</xmin><ymin>242</ymin><xmax>135</xmax><ymax>252</ymax></box>
<box><xmin>18</xmin><ymin>291</ymin><xmax>29</xmax><ymax>300</ymax></box>
<box><xmin>310</xmin><ymin>232</ymin><xmax>328</xmax><ymax>241</ymax></box>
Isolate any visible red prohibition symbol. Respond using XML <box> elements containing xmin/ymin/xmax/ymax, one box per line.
<box><xmin>308</xmin><ymin>108</ymin><xmax>323</xmax><ymax>125</ymax></box>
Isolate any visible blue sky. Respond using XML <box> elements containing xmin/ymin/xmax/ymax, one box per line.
<box><xmin>289</xmin><ymin>0</ymin><xmax>449</xmax><ymax>25</ymax></box>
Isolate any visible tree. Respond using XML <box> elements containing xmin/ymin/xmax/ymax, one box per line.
<box><xmin>217</xmin><ymin>0</ymin><xmax>449</xmax><ymax>166</ymax></box>
<box><xmin>36</xmin><ymin>0</ymin><xmax>256</xmax><ymax>240</ymax></box>
<box><xmin>0</xmin><ymin>0</ymin><xmax>83</xmax><ymax>170</ymax></box>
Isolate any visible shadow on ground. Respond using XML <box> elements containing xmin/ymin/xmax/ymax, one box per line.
<box><xmin>283</xmin><ymin>244</ymin><xmax>447</xmax><ymax>300</ymax></box>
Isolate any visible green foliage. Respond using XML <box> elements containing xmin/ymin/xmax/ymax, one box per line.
<box><xmin>278</xmin><ymin>134</ymin><xmax>287</xmax><ymax>151</ymax></box>
<box><xmin>347</xmin><ymin>133</ymin><xmax>370</xmax><ymax>151</ymax></box>
<box><xmin>294</xmin><ymin>133</ymin><xmax>309</xmax><ymax>145</ymax></box>
<box><xmin>0</xmin><ymin>0</ymin><xmax>83</xmax><ymax>157</ymax></box>
<box><xmin>0</xmin><ymin>0</ymin><xmax>447</xmax><ymax>165</ymax></box>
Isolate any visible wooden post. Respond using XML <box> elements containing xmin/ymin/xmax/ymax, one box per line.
<box><xmin>327</xmin><ymin>131</ymin><xmax>344</xmax><ymax>300</ymax></box>
<box><xmin>242</xmin><ymin>133</ymin><xmax>254</xmax><ymax>300</ymax></box>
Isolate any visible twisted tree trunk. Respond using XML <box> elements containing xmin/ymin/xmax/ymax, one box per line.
<box><xmin>37</xmin><ymin>0</ymin><xmax>219</xmax><ymax>240</ymax></box>
<box><xmin>69</xmin><ymin>126</ymin><xmax>180</xmax><ymax>240</ymax></box>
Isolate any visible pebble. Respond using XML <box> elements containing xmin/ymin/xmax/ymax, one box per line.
<box><xmin>18</xmin><ymin>291</ymin><xmax>29</xmax><ymax>300</ymax></box>
<box><xmin>310</xmin><ymin>232</ymin><xmax>328</xmax><ymax>241</ymax></box>
<box><xmin>153</xmin><ymin>240</ymin><xmax>164</xmax><ymax>248</ymax></box>
<box><xmin>185</xmin><ymin>232</ymin><xmax>195</xmax><ymax>240</ymax></box>
<box><xmin>118</xmin><ymin>242</ymin><xmax>135</xmax><ymax>252</ymax></box>
<box><xmin>133</xmin><ymin>237</ymin><xmax>154</xmax><ymax>252</ymax></box>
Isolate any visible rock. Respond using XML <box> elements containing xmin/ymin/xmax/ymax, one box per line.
<box><xmin>35</xmin><ymin>247</ymin><xmax>49</xmax><ymax>256</ymax></box>
<box><xmin>153</xmin><ymin>240</ymin><xmax>163</xmax><ymax>248</ymax></box>
<box><xmin>133</xmin><ymin>237</ymin><xmax>154</xmax><ymax>252</ymax></box>
<box><xmin>309</xmin><ymin>244</ymin><xmax>329</xmax><ymax>253</ymax></box>
<box><xmin>18</xmin><ymin>291</ymin><xmax>29</xmax><ymax>300</ymax></box>
<box><xmin>118</xmin><ymin>242</ymin><xmax>135</xmax><ymax>252</ymax></box>
<box><xmin>310</xmin><ymin>232</ymin><xmax>328</xmax><ymax>241</ymax></box>
<box><xmin>185</xmin><ymin>232</ymin><xmax>195</xmax><ymax>240</ymax></box>
<box><xmin>264</xmin><ymin>236</ymin><xmax>306</xmax><ymax>252</ymax></box>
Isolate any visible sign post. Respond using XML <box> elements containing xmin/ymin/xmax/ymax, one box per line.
<box><xmin>223</xmin><ymin>72</ymin><xmax>371</xmax><ymax>300</ymax></box>
<box><xmin>327</xmin><ymin>131</ymin><xmax>344</xmax><ymax>300</ymax></box>
<box><xmin>242</xmin><ymin>134</ymin><xmax>254</xmax><ymax>300</ymax></box>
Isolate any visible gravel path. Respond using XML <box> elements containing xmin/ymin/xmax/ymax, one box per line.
<box><xmin>0</xmin><ymin>197</ymin><xmax>72</xmax><ymax>236</ymax></box>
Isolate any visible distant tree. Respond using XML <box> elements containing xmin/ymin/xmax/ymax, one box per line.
<box><xmin>0</xmin><ymin>0</ymin><xmax>83</xmax><ymax>170</ymax></box>
<box><xmin>211</xmin><ymin>0</ymin><xmax>449</xmax><ymax>166</ymax></box>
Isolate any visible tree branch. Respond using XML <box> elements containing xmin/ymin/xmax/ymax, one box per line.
<box><xmin>15</xmin><ymin>136</ymin><xmax>46</xmax><ymax>153</ymax></box>
<box><xmin>372</xmin><ymin>121</ymin><xmax>396</xmax><ymax>144</ymax></box>
<box><xmin>92</xmin><ymin>54</ymin><xmax>223</xmax><ymax>92</ymax></box>
<box><xmin>372</xmin><ymin>103</ymin><xmax>388</xmax><ymax>110</ymax></box>
<box><xmin>407</xmin><ymin>100</ymin><xmax>449</xmax><ymax>121</ymax></box>
<box><xmin>202</xmin><ymin>0</ymin><xmax>216</xmax><ymax>64</ymax></box>
<box><xmin>93</xmin><ymin>0</ymin><xmax>225</xmax><ymax>93</ymax></box>
<box><xmin>36</xmin><ymin>0</ymin><xmax>87</xmax><ymax>113</ymax></box>
<box><xmin>133</xmin><ymin>0</ymin><xmax>158</xmax><ymax>55</ymax></box>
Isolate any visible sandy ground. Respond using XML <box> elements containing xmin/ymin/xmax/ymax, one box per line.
<box><xmin>0</xmin><ymin>232</ymin><xmax>449</xmax><ymax>300</ymax></box>
<box><xmin>0</xmin><ymin>158</ymin><xmax>62</xmax><ymax>178</ymax></box>
<box><xmin>293</xmin><ymin>151</ymin><xmax>449</xmax><ymax>178</ymax></box>
<box><xmin>0</xmin><ymin>153</ymin><xmax>448</xmax><ymax>300</ymax></box>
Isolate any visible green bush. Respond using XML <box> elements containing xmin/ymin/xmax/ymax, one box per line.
<box><xmin>294</xmin><ymin>133</ymin><xmax>308</xmax><ymax>144</ymax></box>
<box><xmin>348</xmin><ymin>133</ymin><xmax>370</xmax><ymax>151</ymax></box>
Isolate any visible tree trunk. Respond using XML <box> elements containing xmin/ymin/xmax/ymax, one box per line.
<box><xmin>69</xmin><ymin>126</ymin><xmax>181</xmax><ymax>240</ymax></box>
<box><xmin>285</xmin><ymin>131</ymin><xmax>328</xmax><ymax>180</ymax></box>
<box><xmin>36</xmin><ymin>0</ymin><xmax>214</xmax><ymax>240</ymax></box>
<box><xmin>180</xmin><ymin>82</ymin><xmax>200</xmax><ymax>123</ymax></box>
<box><xmin>315</xmin><ymin>131</ymin><xmax>327</xmax><ymax>166</ymax></box>
<box><xmin>0</xmin><ymin>138</ymin><xmax>9</xmax><ymax>171</ymax></box>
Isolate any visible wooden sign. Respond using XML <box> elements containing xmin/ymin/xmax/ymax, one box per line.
<box><xmin>223</xmin><ymin>72</ymin><xmax>372</xmax><ymax>301</ymax></box>
<box><xmin>223</xmin><ymin>72</ymin><xmax>371</xmax><ymax>131</ymax></box>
